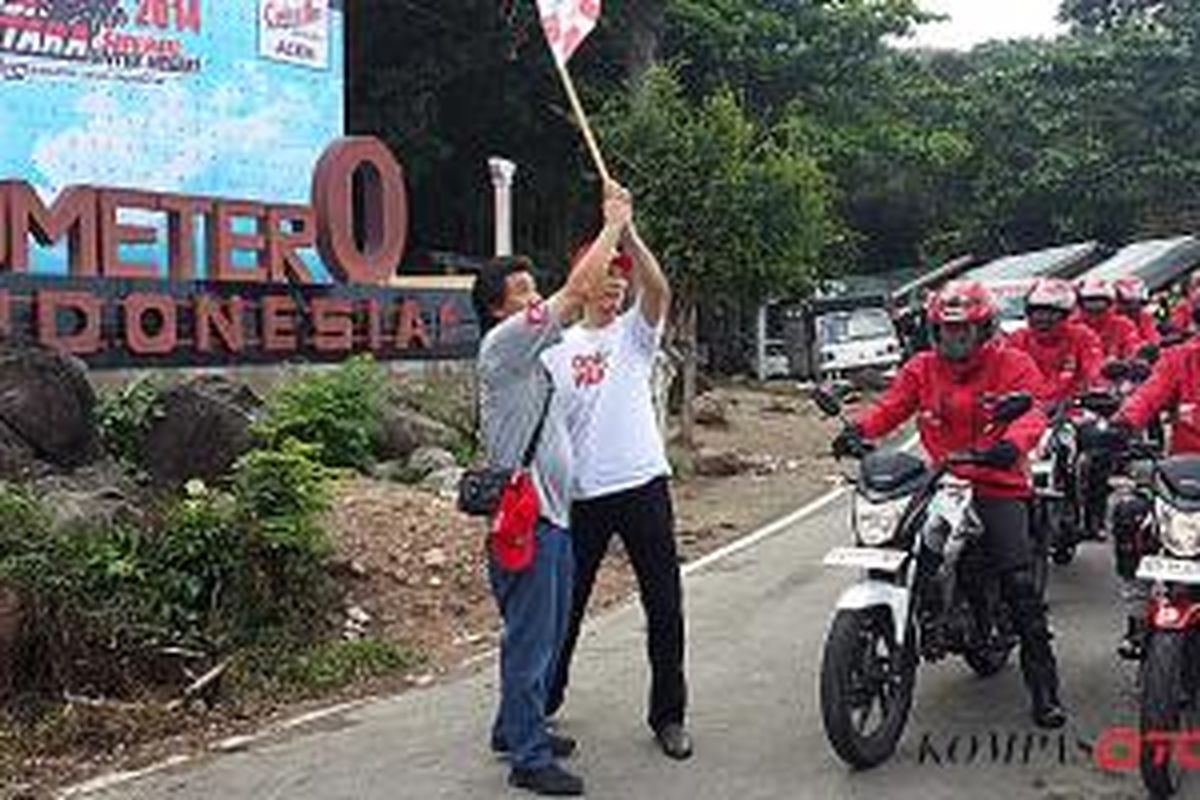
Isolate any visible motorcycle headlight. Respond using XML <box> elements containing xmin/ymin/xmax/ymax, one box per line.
<box><xmin>1156</xmin><ymin>498</ymin><xmax>1200</xmax><ymax>558</ymax></box>
<box><xmin>853</xmin><ymin>495</ymin><xmax>906</xmax><ymax>547</ymax></box>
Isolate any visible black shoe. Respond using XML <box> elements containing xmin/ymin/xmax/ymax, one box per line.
<box><xmin>1032</xmin><ymin>692</ymin><xmax>1067</xmax><ymax>729</ymax></box>
<box><xmin>508</xmin><ymin>763</ymin><xmax>584</xmax><ymax>796</ymax></box>
<box><xmin>1118</xmin><ymin>616</ymin><xmax>1146</xmax><ymax>661</ymax></box>
<box><xmin>654</xmin><ymin>723</ymin><xmax>694</xmax><ymax>760</ymax></box>
<box><xmin>492</xmin><ymin>732</ymin><xmax>577</xmax><ymax>759</ymax></box>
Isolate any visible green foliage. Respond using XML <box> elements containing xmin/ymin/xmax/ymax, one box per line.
<box><xmin>96</xmin><ymin>376</ymin><xmax>164</xmax><ymax>471</ymax></box>
<box><xmin>0</xmin><ymin>438</ymin><xmax>340</xmax><ymax>700</ymax></box>
<box><xmin>599</xmin><ymin>67</ymin><xmax>843</xmax><ymax>306</ymax></box>
<box><xmin>232</xmin><ymin>639</ymin><xmax>421</xmax><ymax>699</ymax></box>
<box><xmin>254</xmin><ymin>356</ymin><xmax>388</xmax><ymax>470</ymax></box>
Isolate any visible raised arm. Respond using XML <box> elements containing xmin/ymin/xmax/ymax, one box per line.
<box><xmin>622</xmin><ymin>222</ymin><xmax>671</xmax><ymax>327</ymax></box>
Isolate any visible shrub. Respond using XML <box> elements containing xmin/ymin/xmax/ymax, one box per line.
<box><xmin>231</xmin><ymin>639</ymin><xmax>421</xmax><ymax>700</ymax></box>
<box><xmin>254</xmin><ymin>356</ymin><xmax>388</xmax><ymax>469</ymax></box>
<box><xmin>96</xmin><ymin>376</ymin><xmax>164</xmax><ymax>471</ymax></box>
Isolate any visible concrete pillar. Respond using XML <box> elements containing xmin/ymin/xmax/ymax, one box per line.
<box><xmin>755</xmin><ymin>302</ymin><xmax>768</xmax><ymax>382</ymax></box>
<box><xmin>487</xmin><ymin>157</ymin><xmax>517</xmax><ymax>257</ymax></box>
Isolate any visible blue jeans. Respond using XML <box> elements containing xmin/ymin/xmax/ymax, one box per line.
<box><xmin>490</xmin><ymin>520</ymin><xmax>574</xmax><ymax>770</ymax></box>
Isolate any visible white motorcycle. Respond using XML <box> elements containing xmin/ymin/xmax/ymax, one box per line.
<box><xmin>813</xmin><ymin>387</ymin><xmax>1033</xmax><ymax>769</ymax></box>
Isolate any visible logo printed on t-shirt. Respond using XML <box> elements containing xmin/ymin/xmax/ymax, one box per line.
<box><xmin>572</xmin><ymin>351</ymin><xmax>609</xmax><ymax>387</ymax></box>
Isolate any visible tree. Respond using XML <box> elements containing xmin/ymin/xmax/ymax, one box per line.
<box><xmin>599</xmin><ymin>67</ymin><xmax>840</xmax><ymax>444</ymax></box>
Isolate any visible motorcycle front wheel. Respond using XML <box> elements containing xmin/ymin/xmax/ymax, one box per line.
<box><xmin>819</xmin><ymin>607</ymin><xmax>916</xmax><ymax>769</ymax></box>
<box><xmin>1140</xmin><ymin>631</ymin><xmax>1189</xmax><ymax>798</ymax></box>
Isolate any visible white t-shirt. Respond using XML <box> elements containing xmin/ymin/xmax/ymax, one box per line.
<box><xmin>542</xmin><ymin>307</ymin><xmax>672</xmax><ymax>500</ymax></box>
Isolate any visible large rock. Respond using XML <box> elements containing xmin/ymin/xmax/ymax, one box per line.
<box><xmin>406</xmin><ymin>446</ymin><xmax>458</xmax><ymax>480</ymax></box>
<box><xmin>421</xmin><ymin>466</ymin><xmax>464</xmax><ymax>499</ymax></box>
<box><xmin>694</xmin><ymin>393</ymin><xmax>729</xmax><ymax>427</ymax></box>
<box><xmin>30</xmin><ymin>458</ymin><xmax>146</xmax><ymax>533</ymax></box>
<box><xmin>0</xmin><ymin>342</ymin><xmax>96</xmax><ymax>468</ymax></box>
<box><xmin>693</xmin><ymin>448</ymin><xmax>746</xmax><ymax>477</ymax></box>
<box><xmin>142</xmin><ymin>376</ymin><xmax>262</xmax><ymax>487</ymax></box>
<box><xmin>376</xmin><ymin>405</ymin><xmax>461</xmax><ymax>461</ymax></box>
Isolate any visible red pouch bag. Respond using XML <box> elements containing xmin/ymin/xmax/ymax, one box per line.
<box><xmin>490</xmin><ymin>470</ymin><xmax>540</xmax><ymax>572</ymax></box>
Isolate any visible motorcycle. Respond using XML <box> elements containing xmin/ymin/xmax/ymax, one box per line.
<box><xmin>1096</xmin><ymin>432</ymin><xmax>1200</xmax><ymax>799</ymax></box>
<box><xmin>813</xmin><ymin>386</ymin><xmax>1033</xmax><ymax>769</ymax></box>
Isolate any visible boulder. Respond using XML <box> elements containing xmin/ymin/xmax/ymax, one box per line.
<box><xmin>693</xmin><ymin>448</ymin><xmax>746</xmax><ymax>477</ymax></box>
<box><xmin>694</xmin><ymin>393</ymin><xmax>729</xmax><ymax>427</ymax></box>
<box><xmin>421</xmin><ymin>466</ymin><xmax>464</xmax><ymax>498</ymax></box>
<box><xmin>407</xmin><ymin>446</ymin><xmax>458</xmax><ymax>480</ymax></box>
<box><xmin>376</xmin><ymin>405</ymin><xmax>460</xmax><ymax>461</ymax></box>
<box><xmin>30</xmin><ymin>458</ymin><xmax>145</xmax><ymax>533</ymax></box>
<box><xmin>0</xmin><ymin>342</ymin><xmax>96</xmax><ymax>468</ymax></box>
<box><xmin>142</xmin><ymin>376</ymin><xmax>262</xmax><ymax>487</ymax></box>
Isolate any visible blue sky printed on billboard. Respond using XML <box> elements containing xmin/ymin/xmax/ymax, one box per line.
<box><xmin>0</xmin><ymin>1</ymin><xmax>344</xmax><ymax>280</ymax></box>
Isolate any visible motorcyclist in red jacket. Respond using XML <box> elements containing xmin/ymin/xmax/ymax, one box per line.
<box><xmin>1077</xmin><ymin>278</ymin><xmax>1141</xmax><ymax>361</ymax></box>
<box><xmin>832</xmin><ymin>281</ymin><xmax>1066</xmax><ymax>729</ymax></box>
<box><xmin>1008</xmin><ymin>278</ymin><xmax>1104</xmax><ymax>408</ymax></box>
<box><xmin>1114</xmin><ymin>276</ymin><xmax>1161</xmax><ymax>347</ymax></box>
<box><xmin>1088</xmin><ymin>328</ymin><xmax>1200</xmax><ymax>658</ymax></box>
<box><xmin>1167</xmin><ymin>273</ymin><xmax>1200</xmax><ymax>335</ymax></box>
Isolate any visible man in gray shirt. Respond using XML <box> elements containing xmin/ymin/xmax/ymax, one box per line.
<box><xmin>473</xmin><ymin>181</ymin><xmax>631</xmax><ymax>797</ymax></box>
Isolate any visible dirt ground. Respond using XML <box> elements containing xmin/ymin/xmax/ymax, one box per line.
<box><xmin>17</xmin><ymin>382</ymin><xmax>847</xmax><ymax>798</ymax></box>
<box><xmin>330</xmin><ymin>380</ymin><xmax>844</xmax><ymax>674</ymax></box>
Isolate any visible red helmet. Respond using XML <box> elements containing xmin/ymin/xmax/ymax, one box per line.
<box><xmin>1114</xmin><ymin>276</ymin><xmax>1149</xmax><ymax>305</ymax></box>
<box><xmin>1026</xmin><ymin>278</ymin><xmax>1077</xmax><ymax>314</ymax></box>
<box><xmin>926</xmin><ymin>280</ymin><xmax>997</xmax><ymax>324</ymax></box>
<box><xmin>1077</xmin><ymin>277</ymin><xmax>1116</xmax><ymax>304</ymax></box>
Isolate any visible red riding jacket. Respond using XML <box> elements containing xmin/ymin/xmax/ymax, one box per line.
<box><xmin>1127</xmin><ymin>309</ymin><xmax>1161</xmax><ymax>346</ymax></box>
<box><xmin>1007</xmin><ymin>321</ymin><xmax>1103</xmax><ymax>407</ymax></box>
<box><xmin>1119</xmin><ymin>337</ymin><xmax>1200</xmax><ymax>455</ymax></box>
<box><xmin>1080</xmin><ymin>309</ymin><xmax>1140</xmax><ymax>360</ymax></box>
<box><xmin>855</xmin><ymin>339</ymin><xmax>1048</xmax><ymax>498</ymax></box>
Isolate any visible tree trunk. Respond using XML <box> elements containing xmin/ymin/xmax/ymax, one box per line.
<box><xmin>680</xmin><ymin>295</ymin><xmax>698</xmax><ymax>450</ymax></box>
<box><xmin>624</xmin><ymin>0</ymin><xmax>667</xmax><ymax>82</ymax></box>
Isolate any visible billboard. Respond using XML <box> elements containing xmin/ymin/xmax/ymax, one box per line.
<box><xmin>0</xmin><ymin>0</ymin><xmax>344</xmax><ymax>278</ymax></box>
<box><xmin>0</xmin><ymin>2</ymin><xmax>480</xmax><ymax>367</ymax></box>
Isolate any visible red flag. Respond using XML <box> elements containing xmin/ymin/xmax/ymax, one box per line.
<box><xmin>536</xmin><ymin>0</ymin><xmax>601</xmax><ymax>65</ymax></box>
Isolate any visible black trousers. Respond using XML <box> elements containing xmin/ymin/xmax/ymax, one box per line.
<box><xmin>547</xmin><ymin>476</ymin><xmax>687</xmax><ymax>731</ymax></box>
<box><xmin>973</xmin><ymin>497</ymin><xmax>1060</xmax><ymax>699</ymax></box>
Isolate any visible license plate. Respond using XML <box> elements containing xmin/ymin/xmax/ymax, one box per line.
<box><xmin>823</xmin><ymin>546</ymin><xmax>907</xmax><ymax>572</ymax></box>
<box><xmin>1136</xmin><ymin>556</ymin><xmax>1200</xmax><ymax>585</ymax></box>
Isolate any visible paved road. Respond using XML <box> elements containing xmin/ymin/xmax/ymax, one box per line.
<box><xmin>83</xmin><ymin>489</ymin><xmax>1180</xmax><ymax>800</ymax></box>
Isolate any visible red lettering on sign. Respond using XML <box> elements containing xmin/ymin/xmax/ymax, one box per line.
<box><xmin>98</xmin><ymin>189</ymin><xmax>160</xmax><ymax>280</ymax></box>
<box><xmin>311</xmin><ymin>297</ymin><xmax>354</xmax><ymax>352</ymax></box>
<box><xmin>37</xmin><ymin>290</ymin><xmax>102</xmax><ymax>355</ymax></box>
<box><xmin>208</xmin><ymin>201</ymin><xmax>268</xmax><ymax>283</ymax></box>
<box><xmin>195</xmin><ymin>295</ymin><xmax>245</xmax><ymax>353</ymax></box>
<box><xmin>261</xmin><ymin>295</ymin><xmax>298</xmax><ymax>352</ymax></box>
<box><xmin>123</xmin><ymin>293</ymin><xmax>178</xmax><ymax>354</ymax></box>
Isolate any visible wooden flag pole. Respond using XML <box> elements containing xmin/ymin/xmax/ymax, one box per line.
<box><xmin>552</xmin><ymin>56</ymin><xmax>613</xmax><ymax>184</ymax></box>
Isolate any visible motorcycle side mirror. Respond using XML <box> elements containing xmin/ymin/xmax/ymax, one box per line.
<box><xmin>811</xmin><ymin>385</ymin><xmax>843</xmax><ymax>418</ymax></box>
<box><xmin>1129</xmin><ymin>359</ymin><xmax>1153</xmax><ymax>383</ymax></box>
<box><xmin>992</xmin><ymin>391</ymin><xmax>1033</xmax><ymax>423</ymax></box>
<box><xmin>1102</xmin><ymin>360</ymin><xmax>1129</xmax><ymax>382</ymax></box>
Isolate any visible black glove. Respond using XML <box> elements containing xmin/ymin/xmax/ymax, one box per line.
<box><xmin>977</xmin><ymin>440</ymin><xmax>1020</xmax><ymax>468</ymax></box>
<box><xmin>832</xmin><ymin>423</ymin><xmax>866</xmax><ymax>459</ymax></box>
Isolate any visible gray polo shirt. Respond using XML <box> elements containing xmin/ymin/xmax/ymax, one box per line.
<box><xmin>477</xmin><ymin>302</ymin><xmax>573</xmax><ymax>528</ymax></box>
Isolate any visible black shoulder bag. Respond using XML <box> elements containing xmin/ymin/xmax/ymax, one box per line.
<box><xmin>457</xmin><ymin>387</ymin><xmax>553</xmax><ymax>517</ymax></box>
